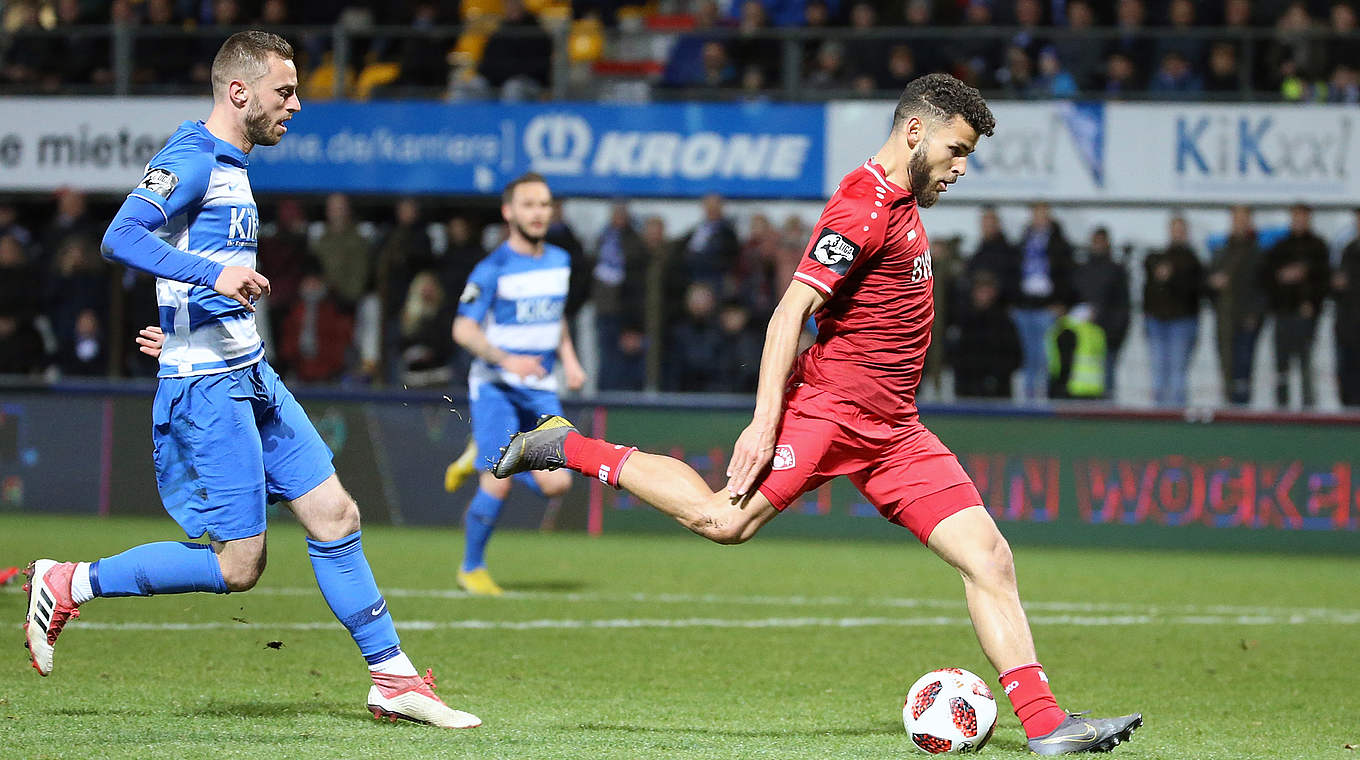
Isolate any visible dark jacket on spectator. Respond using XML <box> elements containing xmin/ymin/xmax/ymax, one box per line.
<box><xmin>946</xmin><ymin>296</ymin><xmax>1022</xmax><ymax>398</ymax></box>
<box><xmin>1072</xmin><ymin>251</ymin><xmax>1131</xmax><ymax>352</ymax></box>
<box><xmin>1143</xmin><ymin>243</ymin><xmax>1205</xmax><ymax>320</ymax></box>
<box><xmin>1260</xmin><ymin>231</ymin><xmax>1331</xmax><ymax>316</ymax></box>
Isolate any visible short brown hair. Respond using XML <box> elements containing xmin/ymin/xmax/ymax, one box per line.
<box><xmin>211</xmin><ymin>30</ymin><xmax>294</xmax><ymax>97</ymax></box>
<box><xmin>502</xmin><ymin>172</ymin><xmax>549</xmax><ymax>204</ymax></box>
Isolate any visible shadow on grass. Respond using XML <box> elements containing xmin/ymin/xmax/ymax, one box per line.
<box><xmin>569</xmin><ymin>721</ymin><xmax>899</xmax><ymax>739</ymax></box>
<box><xmin>504</xmin><ymin>580</ymin><xmax>589</xmax><ymax>592</ymax></box>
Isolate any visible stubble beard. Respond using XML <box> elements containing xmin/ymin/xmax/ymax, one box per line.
<box><xmin>244</xmin><ymin>100</ymin><xmax>281</xmax><ymax>147</ymax></box>
<box><xmin>511</xmin><ymin>220</ymin><xmax>545</xmax><ymax>246</ymax></box>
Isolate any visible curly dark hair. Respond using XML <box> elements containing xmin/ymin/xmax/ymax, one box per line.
<box><xmin>891</xmin><ymin>73</ymin><xmax>996</xmax><ymax>138</ymax></box>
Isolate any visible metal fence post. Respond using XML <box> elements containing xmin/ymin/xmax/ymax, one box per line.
<box><xmin>113</xmin><ymin>24</ymin><xmax>133</xmax><ymax>96</ymax></box>
<box><xmin>332</xmin><ymin>25</ymin><xmax>349</xmax><ymax>100</ymax></box>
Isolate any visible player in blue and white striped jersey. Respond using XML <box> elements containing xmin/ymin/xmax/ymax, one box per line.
<box><xmin>21</xmin><ymin>30</ymin><xmax>479</xmax><ymax>730</ymax></box>
<box><xmin>451</xmin><ymin>173</ymin><xmax>586</xmax><ymax>595</ymax></box>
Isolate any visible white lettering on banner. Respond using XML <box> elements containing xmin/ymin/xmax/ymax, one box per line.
<box><xmin>587</xmin><ymin>130</ymin><xmax>810</xmax><ymax>181</ymax></box>
<box><xmin>969</xmin><ymin>112</ymin><xmax>1062</xmax><ymax>177</ymax></box>
<box><xmin>523</xmin><ymin>113</ymin><xmax>592</xmax><ymax>174</ymax></box>
<box><xmin>316</xmin><ymin>128</ymin><xmax>501</xmax><ymax>165</ymax></box>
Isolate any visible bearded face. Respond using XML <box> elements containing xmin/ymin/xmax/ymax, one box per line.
<box><xmin>908</xmin><ymin>142</ymin><xmax>941</xmax><ymax>208</ymax></box>
<box><xmin>243</xmin><ymin>97</ymin><xmax>280</xmax><ymax>147</ymax></box>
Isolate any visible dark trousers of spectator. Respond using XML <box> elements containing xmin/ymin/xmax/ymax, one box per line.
<box><xmin>1224</xmin><ymin>324</ymin><xmax>1260</xmax><ymax>406</ymax></box>
<box><xmin>1338</xmin><ymin>335</ymin><xmax>1360</xmax><ymax>408</ymax></box>
<box><xmin>596</xmin><ymin>314</ymin><xmax>645</xmax><ymax>392</ymax></box>
<box><xmin>1273</xmin><ymin>315</ymin><xmax>1317</xmax><ymax>408</ymax></box>
<box><xmin>1103</xmin><ymin>351</ymin><xmax>1120</xmax><ymax>400</ymax></box>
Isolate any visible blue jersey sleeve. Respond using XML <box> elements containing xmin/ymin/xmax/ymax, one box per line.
<box><xmin>101</xmin><ymin>142</ymin><xmax>222</xmax><ymax>287</ymax></box>
<box><xmin>456</xmin><ymin>257</ymin><xmax>499</xmax><ymax>323</ymax></box>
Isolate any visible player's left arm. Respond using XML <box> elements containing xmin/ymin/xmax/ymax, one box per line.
<box><xmin>557</xmin><ymin>323</ymin><xmax>587</xmax><ymax>391</ymax></box>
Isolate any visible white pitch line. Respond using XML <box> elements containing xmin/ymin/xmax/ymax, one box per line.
<box><xmin>6</xmin><ymin>584</ymin><xmax>1360</xmax><ymax>620</ymax></box>
<box><xmin>57</xmin><ymin>610</ymin><xmax>1360</xmax><ymax>633</ymax></box>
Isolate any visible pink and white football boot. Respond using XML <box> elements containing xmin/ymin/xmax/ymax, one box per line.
<box><xmin>367</xmin><ymin>668</ymin><xmax>482</xmax><ymax>729</ymax></box>
<box><xmin>23</xmin><ymin>560</ymin><xmax>81</xmax><ymax>676</ymax></box>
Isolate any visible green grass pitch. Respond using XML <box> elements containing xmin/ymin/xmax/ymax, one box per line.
<box><xmin>2</xmin><ymin>514</ymin><xmax>1358</xmax><ymax>759</ymax></box>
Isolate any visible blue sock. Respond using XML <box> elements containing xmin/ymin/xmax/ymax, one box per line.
<box><xmin>89</xmin><ymin>541</ymin><xmax>229</xmax><ymax>597</ymax></box>
<box><xmin>513</xmin><ymin>471</ymin><xmax>544</xmax><ymax>496</ymax></box>
<box><xmin>306</xmin><ymin>531</ymin><xmax>402</xmax><ymax>667</ymax></box>
<box><xmin>462</xmin><ymin>488</ymin><xmax>505</xmax><ymax>572</ymax></box>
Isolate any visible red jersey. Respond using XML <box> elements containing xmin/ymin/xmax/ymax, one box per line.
<box><xmin>791</xmin><ymin>159</ymin><xmax>934</xmax><ymax>422</ymax></box>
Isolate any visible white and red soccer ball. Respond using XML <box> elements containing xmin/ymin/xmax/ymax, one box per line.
<box><xmin>902</xmin><ymin>668</ymin><xmax>998</xmax><ymax>754</ymax></box>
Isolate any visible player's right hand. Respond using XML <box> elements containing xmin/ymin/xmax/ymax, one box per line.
<box><xmin>499</xmin><ymin>354</ymin><xmax>548</xmax><ymax>379</ymax></box>
<box><xmin>136</xmin><ymin>325</ymin><xmax>165</xmax><ymax>359</ymax></box>
<box><xmin>214</xmin><ymin>265</ymin><xmax>271</xmax><ymax>312</ymax></box>
<box><xmin>726</xmin><ymin>420</ymin><xmax>776</xmax><ymax>499</ymax></box>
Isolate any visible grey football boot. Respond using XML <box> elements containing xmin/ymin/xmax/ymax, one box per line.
<box><xmin>492</xmin><ymin>415</ymin><xmax>576</xmax><ymax>478</ymax></box>
<box><xmin>1027</xmin><ymin>712</ymin><xmax>1143</xmax><ymax>755</ymax></box>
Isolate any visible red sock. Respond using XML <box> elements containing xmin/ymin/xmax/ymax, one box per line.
<box><xmin>563</xmin><ymin>431</ymin><xmax>636</xmax><ymax>488</ymax></box>
<box><xmin>999</xmin><ymin>662</ymin><xmax>1067</xmax><ymax>738</ymax></box>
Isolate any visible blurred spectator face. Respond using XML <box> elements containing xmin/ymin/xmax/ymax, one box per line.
<box><xmin>260</xmin><ymin>0</ymin><xmax>287</xmax><ymax>24</ymax></box>
<box><xmin>1209</xmin><ymin>43</ymin><xmax>1237</xmax><ymax>78</ymax></box>
<box><xmin>395</xmin><ymin>198</ymin><xmax>420</xmax><ymax>225</ymax></box>
<box><xmin>781</xmin><ymin>214</ymin><xmax>806</xmax><ymax>244</ymax></box>
<box><xmin>1029</xmin><ymin>203</ymin><xmax>1051</xmax><ymax>228</ymax></box>
<box><xmin>502</xmin><ymin>0</ymin><xmax>528</xmax><ymax>22</ymax></box>
<box><xmin>1229</xmin><ymin>205</ymin><xmax>1254</xmax><ymax>236</ymax></box>
<box><xmin>739</xmin><ymin>0</ymin><xmax>767</xmax><ymax>30</ymax></box>
<box><xmin>414</xmin><ymin>272</ymin><xmax>442</xmax><ymax>304</ymax></box>
<box><xmin>57</xmin><ymin>0</ymin><xmax>82</xmax><ymax>24</ymax></box>
<box><xmin>1038</xmin><ymin>48</ymin><xmax>1062</xmax><ymax>77</ymax></box>
<box><xmin>965</xmin><ymin>0</ymin><xmax>992</xmax><ymax>25</ymax></box>
<box><xmin>685</xmin><ymin>282</ymin><xmax>717</xmax><ymax>320</ymax></box>
<box><xmin>1225</xmin><ymin>0</ymin><xmax>1251</xmax><ymax>26</ymax></box>
<box><xmin>695</xmin><ymin>0</ymin><xmax>719</xmax><ymax>28</ymax></box>
<box><xmin>642</xmin><ymin>216</ymin><xmax>667</xmax><ymax>247</ymax></box>
<box><xmin>609</xmin><ymin>201</ymin><xmax>630</xmax><ymax>228</ymax></box>
<box><xmin>1168</xmin><ymin>0</ymin><xmax>1193</xmax><ymax>27</ymax></box>
<box><xmin>213</xmin><ymin>0</ymin><xmax>240</xmax><ymax>25</ymax></box>
<box><xmin>816</xmin><ymin>41</ymin><xmax>845</xmax><ymax>74</ymax></box>
<box><xmin>1290</xmin><ymin>204</ymin><xmax>1312</xmax><ymax>233</ymax></box>
<box><xmin>1107</xmin><ymin>53</ymin><xmax>1135</xmax><ymax>83</ymax></box>
<box><xmin>748</xmin><ymin>213</ymin><xmax>774</xmax><ymax>241</ymax></box>
<box><xmin>0</xmin><ymin>236</ymin><xmax>23</xmax><ymax>267</ymax></box>
<box><xmin>146</xmin><ymin>0</ymin><xmax>175</xmax><ymax>25</ymax></box>
<box><xmin>1089</xmin><ymin>228</ymin><xmax>1112</xmax><ymax>256</ymax></box>
<box><xmin>1007</xmin><ymin>46</ymin><xmax>1032</xmax><ymax>79</ymax></box>
<box><xmin>1015</xmin><ymin>0</ymin><xmax>1041</xmax><ymax>26</ymax></box>
<box><xmin>1067</xmin><ymin>1</ymin><xmax>1093</xmax><ymax>28</ymax></box>
<box><xmin>1333</xmin><ymin>2</ymin><xmax>1357</xmax><ymax>31</ymax></box>
<box><xmin>850</xmin><ymin>1</ymin><xmax>876</xmax><ymax>28</ymax></box>
<box><xmin>0</xmin><ymin>317</ymin><xmax>16</xmax><ymax>338</ymax></box>
<box><xmin>75</xmin><ymin>309</ymin><xmax>99</xmax><ymax>338</ymax></box>
<box><xmin>980</xmin><ymin>207</ymin><xmax>1002</xmax><ymax>239</ymax></box>
<box><xmin>448</xmin><ymin>216</ymin><xmax>472</xmax><ymax>244</ymax></box>
<box><xmin>299</xmin><ymin>273</ymin><xmax>328</xmax><ymax>302</ymax></box>
<box><xmin>1116</xmin><ymin>0</ymin><xmax>1144</xmax><ymax>27</ymax></box>
<box><xmin>702</xmin><ymin>194</ymin><xmax>725</xmax><ymax>222</ymax></box>
<box><xmin>804</xmin><ymin>0</ymin><xmax>830</xmax><ymax>26</ymax></box>
<box><xmin>971</xmin><ymin>274</ymin><xmax>1000</xmax><ymax>309</ymax></box>
<box><xmin>1159</xmin><ymin>52</ymin><xmax>1190</xmax><ymax>81</ymax></box>
<box><xmin>887</xmin><ymin>45</ymin><xmax>916</xmax><ymax>79</ymax></box>
<box><xmin>0</xmin><ymin>206</ymin><xmax>17</xmax><ymax>227</ymax></box>
<box><xmin>325</xmin><ymin>193</ymin><xmax>352</xmax><ymax>227</ymax></box>
<box><xmin>503</xmin><ymin>180</ymin><xmax>553</xmax><ymax>243</ymax></box>
<box><xmin>1278</xmin><ymin>2</ymin><xmax>1311</xmax><ymax>30</ymax></box>
<box><xmin>904</xmin><ymin>0</ymin><xmax>931</xmax><ymax>24</ymax></box>
<box><xmin>55</xmin><ymin>188</ymin><xmax>86</xmax><ymax>219</ymax></box>
<box><xmin>741</xmin><ymin>65</ymin><xmax>767</xmax><ymax>92</ymax></box>
<box><xmin>701</xmin><ymin>42</ymin><xmax>729</xmax><ymax>77</ymax></box>
<box><xmin>1169</xmin><ymin>216</ymin><xmax>1189</xmax><ymax>243</ymax></box>
<box><xmin>57</xmin><ymin>238</ymin><xmax>98</xmax><ymax>275</ymax></box>
<box><xmin>276</xmin><ymin>198</ymin><xmax>306</xmax><ymax>231</ymax></box>
<box><xmin>719</xmin><ymin>303</ymin><xmax>749</xmax><ymax>334</ymax></box>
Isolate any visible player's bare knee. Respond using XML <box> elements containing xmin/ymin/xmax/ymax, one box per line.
<box><xmin>219</xmin><ymin>552</ymin><xmax>266</xmax><ymax>592</ymax></box>
<box><xmin>971</xmin><ymin>533</ymin><xmax>1016</xmax><ymax>590</ymax></box>
<box><xmin>539</xmin><ymin>472</ymin><xmax>572</xmax><ymax>498</ymax></box>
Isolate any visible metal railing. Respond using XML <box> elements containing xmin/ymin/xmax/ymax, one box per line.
<box><xmin>2</xmin><ymin>23</ymin><xmax>1358</xmax><ymax>101</ymax></box>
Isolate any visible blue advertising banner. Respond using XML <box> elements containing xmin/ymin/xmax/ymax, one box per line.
<box><xmin>247</xmin><ymin>101</ymin><xmax>826</xmax><ymax>198</ymax></box>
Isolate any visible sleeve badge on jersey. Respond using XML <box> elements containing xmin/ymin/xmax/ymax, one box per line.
<box><xmin>808</xmin><ymin>227</ymin><xmax>861</xmax><ymax>276</ymax></box>
<box><xmin>137</xmin><ymin>168</ymin><xmax>180</xmax><ymax>199</ymax></box>
<box><xmin>459</xmin><ymin>282</ymin><xmax>482</xmax><ymax>304</ymax></box>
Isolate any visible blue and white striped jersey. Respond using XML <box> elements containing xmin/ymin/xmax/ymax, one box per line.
<box><xmin>457</xmin><ymin>242</ymin><xmax>571</xmax><ymax>392</ymax></box>
<box><xmin>126</xmin><ymin>120</ymin><xmax>263</xmax><ymax>378</ymax></box>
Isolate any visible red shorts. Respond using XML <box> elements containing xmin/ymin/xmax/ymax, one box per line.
<box><xmin>755</xmin><ymin>383</ymin><xmax>982</xmax><ymax>544</ymax></box>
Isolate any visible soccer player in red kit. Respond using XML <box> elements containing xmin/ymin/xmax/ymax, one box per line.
<box><xmin>494</xmin><ymin>73</ymin><xmax>1142</xmax><ymax>755</ymax></box>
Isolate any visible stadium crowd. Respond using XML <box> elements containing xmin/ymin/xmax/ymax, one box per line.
<box><xmin>1</xmin><ymin>190</ymin><xmax>1358</xmax><ymax>409</ymax></box>
<box><xmin>1</xmin><ymin>0</ymin><xmax>1359</xmax><ymax>101</ymax></box>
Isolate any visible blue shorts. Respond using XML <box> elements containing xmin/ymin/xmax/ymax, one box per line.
<box><xmin>470</xmin><ymin>381</ymin><xmax>563</xmax><ymax>472</ymax></box>
<box><xmin>152</xmin><ymin>359</ymin><xmax>335</xmax><ymax>542</ymax></box>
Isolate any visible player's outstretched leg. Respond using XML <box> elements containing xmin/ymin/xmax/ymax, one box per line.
<box><xmin>494</xmin><ymin>415</ymin><xmax>777</xmax><ymax>544</ymax></box>
<box><xmin>22</xmin><ymin>560</ymin><xmax>80</xmax><ymax>676</ymax></box>
<box><xmin>294</xmin><ymin>474</ymin><xmax>480</xmax><ymax>729</ymax></box>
